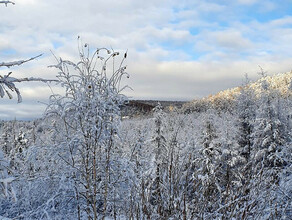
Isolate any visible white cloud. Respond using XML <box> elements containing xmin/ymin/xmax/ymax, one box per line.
<box><xmin>237</xmin><ymin>0</ymin><xmax>258</xmax><ymax>5</ymax></box>
<box><xmin>210</xmin><ymin>30</ymin><xmax>253</xmax><ymax>50</ymax></box>
<box><xmin>270</xmin><ymin>16</ymin><xmax>292</xmax><ymax>26</ymax></box>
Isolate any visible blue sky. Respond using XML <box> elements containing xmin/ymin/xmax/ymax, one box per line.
<box><xmin>1</xmin><ymin>0</ymin><xmax>292</xmax><ymax>119</ymax></box>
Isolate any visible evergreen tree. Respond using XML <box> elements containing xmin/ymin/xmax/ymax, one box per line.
<box><xmin>252</xmin><ymin>80</ymin><xmax>285</xmax><ymax>170</ymax></box>
<box><xmin>192</xmin><ymin>111</ymin><xmax>222</xmax><ymax>218</ymax></box>
<box><xmin>149</xmin><ymin>103</ymin><xmax>168</xmax><ymax>219</ymax></box>
<box><xmin>236</xmin><ymin>79</ymin><xmax>256</xmax><ymax>161</ymax></box>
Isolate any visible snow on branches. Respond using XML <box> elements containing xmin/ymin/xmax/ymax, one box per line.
<box><xmin>0</xmin><ymin>54</ymin><xmax>43</xmax><ymax>68</ymax></box>
<box><xmin>0</xmin><ymin>54</ymin><xmax>58</xmax><ymax>102</ymax></box>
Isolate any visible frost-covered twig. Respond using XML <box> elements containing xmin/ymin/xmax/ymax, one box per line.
<box><xmin>0</xmin><ymin>54</ymin><xmax>42</xmax><ymax>68</ymax></box>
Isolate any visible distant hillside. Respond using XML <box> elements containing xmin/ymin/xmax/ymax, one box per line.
<box><xmin>122</xmin><ymin>72</ymin><xmax>292</xmax><ymax>116</ymax></box>
<box><xmin>184</xmin><ymin>71</ymin><xmax>292</xmax><ymax>112</ymax></box>
<box><xmin>121</xmin><ymin>100</ymin><xmax>187</xmax><ymax>117</ymax></box>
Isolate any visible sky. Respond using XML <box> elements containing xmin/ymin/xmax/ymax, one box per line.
<box><xmin>1</xmin><ymin>0</ymin><xmax>292</xmax><ymax>119</ymax></box>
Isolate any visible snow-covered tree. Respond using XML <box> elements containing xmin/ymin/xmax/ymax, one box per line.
<box><xmin>148</xmin><ymin>103</ymin><xmax>168</xmax><ymax>218</ymax></box>
<box><xmin>0</xmin><ymin>149</ymin><xmax>16</xmax><ymax>202</ymax></box>
<box><xmin>236</xmin><ymin>77</ymin><xmax>256</xmax><ymax>161</ymax></box>
<box><xmin>232</xmin><ymin>78</ymin><xmax>257</xmax><ymax>217</ymax></box>
<box><xmin>190</xmin><ymin>111</ymin><xmax>223</xmax><ymax>218</ymax></box>
<box><xmin>246</xmin><ymin>79</ymin><xmax>290</xmax><ymax>218</ymax></box>
<box><xmin>252</xmin><ymin>80</ymin><xmax>285</xmax><ymax>171</ymax></box>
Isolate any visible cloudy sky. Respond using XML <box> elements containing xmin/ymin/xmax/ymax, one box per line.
<box><xmin>1</xmin><ymin>0</ymin><xmax>292</xmax><ymax>119</ymax></box>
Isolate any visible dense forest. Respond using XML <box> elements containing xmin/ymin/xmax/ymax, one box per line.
<box><xmin>0</xmin><ymin>44</ymin><xmax>292</xmax><ymax>219</ymax></box>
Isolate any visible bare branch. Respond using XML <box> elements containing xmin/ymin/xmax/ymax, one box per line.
<box><xmin>0</xmin><ymin>1</ymin><xmax>15</xmax><ymax>6</ymax></box>
<box><xmin>0</xmin><ymin>54</ymin><xmax>43</xmax><ymax>68</ymax></box>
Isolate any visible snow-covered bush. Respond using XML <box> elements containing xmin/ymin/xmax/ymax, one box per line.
<box><xmin>45</xmin><ymin>41</ymin><xmax>129</xmax><ymax>219</ymax></box>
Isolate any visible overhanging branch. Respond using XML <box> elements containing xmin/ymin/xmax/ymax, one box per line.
<box><xmin>0</xmin><ymin>54</ymin><xmax>43</xmax><ymax>68</ymax></box>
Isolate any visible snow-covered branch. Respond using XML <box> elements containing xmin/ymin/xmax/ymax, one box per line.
<box><xmin>0</xmin><ymin>76</ymin><xmax>58</xmax><ymax>84</ymax></box>
<box><xmin>0</xmin><ymin>1</ymin><xmax>15</xmax><ymax>6</ymax></box>
<box><xmin>0</xmin><ymin>73</ymin><xmax>58</xmax><ymax>103</ymax></box>
<box><xmin>0</xmin><ymin>54</ymin><xmax>42</xmax><ymax>68</ymax></box>
<box><xmin>0</xmin><ymin>53</ymin><xmax>58</xmax><ymax>102</ymax></box>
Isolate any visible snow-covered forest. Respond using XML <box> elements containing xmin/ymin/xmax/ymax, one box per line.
<box><xmin>0</xmin><ymin>2</ymin><xmax>292</xmax><ymax>219</ymax></box>
<box><xmin>0</xmin><ymin>42</ymin><xmax>292</xmax><ymax>220</ymax></box>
